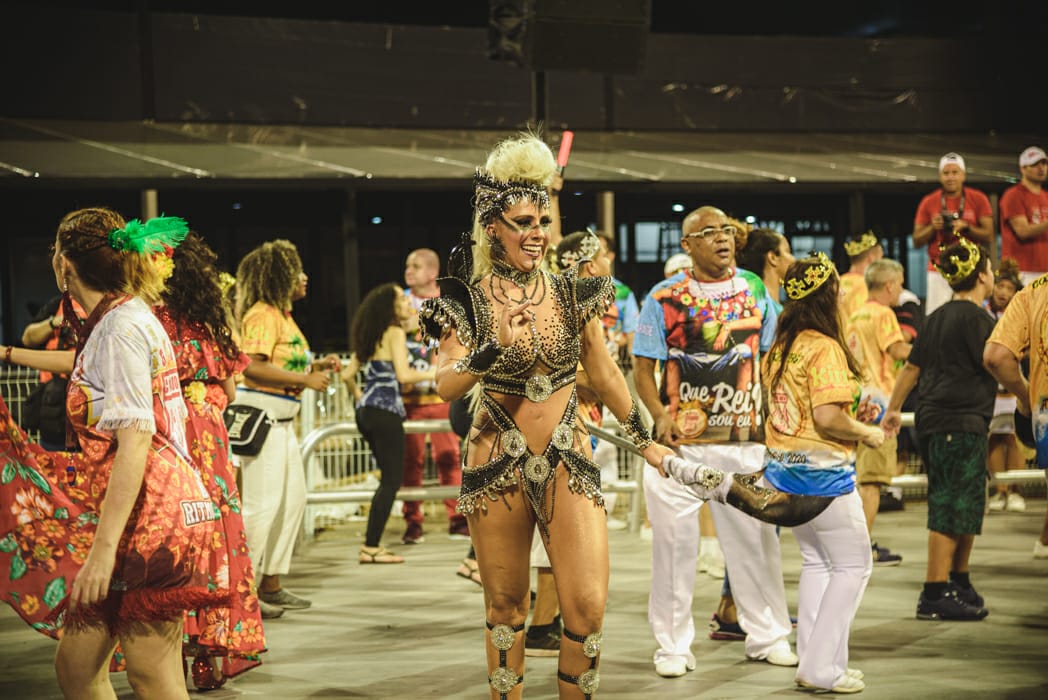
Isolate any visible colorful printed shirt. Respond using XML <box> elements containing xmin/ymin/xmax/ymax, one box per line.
<box><xmin>762</xmin><ymin>330</ymin><xmax>861</xmax><ymax>496</ymax></box>
<box><xmin>357</xmin><ymin>360</ymin><xmax>405</xmax><ymax>418</ymax></box>
<box><xmin>846</xmin><ymin>300</ymin><xmax>905</xmax><ymax>397</ymax></box>
<box><xmin>239</xmin><ymin>302</ymin><xmax>311</xmax><ymax>397</ymax></box>
<box><xmin>634</xmin><ymin>268</ymin><xmax>766</xmax><ymax>444</ymax></box>
<box><xmin>987</xmin><ymin>274</ymin><xmax>1048</xmax><ymax>465</ymax></box>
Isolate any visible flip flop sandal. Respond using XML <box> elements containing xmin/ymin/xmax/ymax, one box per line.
<box><xmin>456</xmin><ymin>558</ymin><xmax>482</xmax><ymax>586</ymax></box>
<box><xmin>359</xmin><ymin>547</ymin><xmax>405</xmax><ymax>564</ymax></box>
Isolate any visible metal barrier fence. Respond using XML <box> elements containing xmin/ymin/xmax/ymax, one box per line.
<box><xmin>3</xmin><ymin>365</ymin><xmax>1045</xmax><ymax>541</ymax></box>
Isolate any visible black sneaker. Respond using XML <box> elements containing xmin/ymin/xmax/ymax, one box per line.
<box><xmin>950</xmin><ymin>581</ymin><xmax>984</xmax><ymax>608</ymax></box>
<box><xmin>916</xmin><ymin>588</ymin><xmax>988</xmax><ymax>621</ymax></box>
<box><xmin>525</xmin><ymin>615</ymin><xmax>562</xmax><ymax>657</ymax></box>
<box><xmin>872</xmin><ymin>542</ymin><xmax>902</xmax><ymax>566</ymax></box>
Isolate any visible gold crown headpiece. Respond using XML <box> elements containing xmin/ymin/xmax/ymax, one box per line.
<box><xmin>843</xmin><ymin>231</ymin><xmax>878</xmax><ymax>257</ymax></box>
<box><xmin>473</xmin><ymin>170</ymin><xmax>550</xmax><ymax>225</ymax></box>
<box><xmin>935</xmin><ymin>235</ymin><xmax>982</xmax><ymax>285</ymax></box>
<box><xmin>785</xmin><ymin>251</ymin><xmax>835</xmax><ymax>300</ymax></box>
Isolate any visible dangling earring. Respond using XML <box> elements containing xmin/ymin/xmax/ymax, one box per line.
<box><xmin>489</xmin><ymin>233</ymin><xmax>507</xmax><ymax>261</ymax></box>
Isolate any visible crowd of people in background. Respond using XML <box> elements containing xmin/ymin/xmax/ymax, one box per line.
<box><xmin>0</xmin><ymin>139</ymin><xmax>1045</xmax><ymax>698</ymax></box>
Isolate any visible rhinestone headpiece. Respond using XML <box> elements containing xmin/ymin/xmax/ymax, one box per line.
<box><xmin>935</xmin><ymin>234</ymin><xmax>982</xmax><ymax>285</ymax></box>
<box><xmin>785</xmin><ymin>251</ymin><xmax>835</xmax><ymax>300</ymax></box>
<box><xmin>557</xmin><ymin>230</ymin><xmax>601</xmax><ymax>270</ymax></box>
<box><xmin>473</xmin><ymin>170</ymin><xmax>550</xmax><ymax>225</ymax></box>
<box><xmin>843</xmin><ymin>230</ymin><xmax>879</xmax><ymax>257</ymax></box>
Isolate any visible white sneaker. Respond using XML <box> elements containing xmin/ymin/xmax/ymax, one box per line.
<box><xmin>654</xmin><ymin>657</ymin><xmax>694</xmax><ymax>678</ymax></box>
<box><xmin>697</xmin><ymin>551</ymin><xmax>726</xmax><ymax>579</ymax></box>
<box><xmin>1006</xmin><ymin>492</ymin><xmax>1027</xmax><ymax>512</ymax></box>
<box><xmin>797</xmin><ymin>675</ymin><xmax>865</xmax><ymax>694</ymax></box>
<box><xmin>750</xmin><ymin>647</ymin><xmax>798</xmax><ymax>667</ymax></box>
<box><xmin>846</xmin><ymin>668</ymin><xmax>864</xmax><ymax>680</ymax></box>
<box><xmin>1034</xmin><ymin>540</ymin><xmax>1048</xmax><ymax>559</ymax></box>
<box><xmin>987</xmin><ymin>492</ymin><xmax>1007</xmax><ymax>512</ymax></box>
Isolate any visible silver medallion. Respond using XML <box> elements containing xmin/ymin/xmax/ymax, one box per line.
<box><xmin>525</xmin><ymin>373</ymin><xmax>553</xmax><ymax>403</ymax></box>
<box><xmin>489</xmin><ymin>667</ymin><xmax>518</xmax><ymax>694</ymax></box>
<box><xmin>524</xmin><ymin>455</ymin><xmax>551</xmax><ymax>483</ymax></box>
<box><xmin>577</xmin><ymin>670</ymin><xmax>600</xmax><ymax>695</ymax></box>
<box><xmin>582</xmin><ymin>631</ymin><xmax>603</xmax><ymax>658</ymax></box>
<box><xmin>501</xmin><ymin>429</ymin><xmax>527</xmax><ymax>458</ymax></box>
<box><xmin>489</xmin><ymin>623</ymin><xmax>517</xmax><ymax>650</ymax></box>
<box><xmin>551</xmin><ymin>422</ymin><xmax>574</xmax><ymax>451</ymax></box>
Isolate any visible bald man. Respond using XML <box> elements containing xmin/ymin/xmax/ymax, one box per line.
<box><xmin>400</xmin><ymin>249</ymin><xmax>468</xmax><ymax>544</ymax></box>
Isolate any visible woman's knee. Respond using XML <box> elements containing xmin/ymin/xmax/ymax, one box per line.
<box><xmin>486</xmin><ymin>588</ymin><xmax>531</xmax><ymax>623</ymax></box>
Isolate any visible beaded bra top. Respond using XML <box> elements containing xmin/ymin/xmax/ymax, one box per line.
<box><xmin>420</xmin><ymin>265</ymin><xmax>615</xmax><ymax>401</ymax></box>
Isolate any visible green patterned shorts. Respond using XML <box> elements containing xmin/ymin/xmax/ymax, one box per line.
<box><xmin>921</xmin><ymin>432</ymin><xmax>987</xmax><ymax>535</ymax></box>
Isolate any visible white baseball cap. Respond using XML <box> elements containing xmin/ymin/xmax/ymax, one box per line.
<box><xmin>939</xmin><ymin>152</ymin><xmax>965</xmax><ymax>172</ymax></box>
<box><xmin>1020</xmin><ymin>146</ymin><xmax>1047</xmax><ymax>167</ymax></box>
<box><xmin>664</xmin><ymin>253</ymin><xmax>692</xmax><ymax>277</ymax></box>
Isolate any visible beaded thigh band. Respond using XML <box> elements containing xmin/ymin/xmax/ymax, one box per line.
<box><xmin>486</xmin><ymin>621</ymin><xmax>525</xmax><ymax>698</ymax></box>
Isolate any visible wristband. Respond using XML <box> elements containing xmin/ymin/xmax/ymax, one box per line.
<box><xmin>621</xmin><ymin>402</ymin><xmax>653</xmax><ymax>450</ymax></box>
<box><xmin>453</xmin><ymin>342</ymin><xmax>504</xmax><ymax>376</ymax></box>
<box><xmin>50</xmin><ymin>315</ymin><xmax>60</xmax><ymax>329</ymax></box>
<box><xmin>2</xmin><ymin>345</ymin><xmax>12</xmax><ymax>364</ymax></box>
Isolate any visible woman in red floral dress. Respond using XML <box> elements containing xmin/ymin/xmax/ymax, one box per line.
<box><xmin>153</xmin><ymin>231</ymin><xmax>266</xmax><ymax>689</ymax></box>
<box><xmin>0</xmin><ymin>208</ymin><xmax>227</xmax><ymax>699</ymax></box>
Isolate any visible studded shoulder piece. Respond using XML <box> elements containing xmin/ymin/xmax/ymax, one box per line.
<box><xmin>420</xmin><ymin>276</ymin><xmax>481</xmax><ymax>349</ymax></box>
<box><xmin>574</xmin><ymin>273</ymin><xmax>616</xmax><ymax>332</ymax></box>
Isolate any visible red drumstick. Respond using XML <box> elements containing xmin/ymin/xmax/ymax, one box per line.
<box><xmin>557</xmin><ymin>131</ymin><xmax>574</xmax><ymax>172</ymax></box>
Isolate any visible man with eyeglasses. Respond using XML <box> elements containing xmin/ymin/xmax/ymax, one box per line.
<box><xmin>634</xmin><ymin>206</ymin><xmax>795</xmax><ymax>678</ymax></box>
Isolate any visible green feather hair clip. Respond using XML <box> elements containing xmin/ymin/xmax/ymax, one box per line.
<box><xmin>108</xmin><ymin>215</ymin><xmax>189</xmax><ymax>254</ymax></box>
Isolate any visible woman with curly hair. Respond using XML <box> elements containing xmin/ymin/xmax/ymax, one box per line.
<box><xmin>342</xmin><ymin>283</ymin><xmax>436</xmax><ymax>563</ymax></box>
<box><xmin>0</xmin><ymin>207</ymin><xmax>227</xmax><ymax>698</ymax></box>
<box><xmin>151</xmin><ymin>231</ymin><xmax>266</xmax><ymax>689</ymax></box>
<box><xmin>233</xmin><ymin>240</ymin><xmax>339</xmax><ymax>615</ymax></box>
<box><xmin>419</xmin><ymin>133</ymin><xmax>673</xmax><ymax>699</ymax></box>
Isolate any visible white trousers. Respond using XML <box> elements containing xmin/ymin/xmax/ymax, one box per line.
<box><xmin>792</xmin><ymin>489</ymin><xmax>872</xmax><ymax>689</ymax></box>
<box><xmin>238</xmin><ymin>392</ymin><xmax>307</xmax><ymax>577</ymax></box>
<box><xmin>644</xmin><ymin>442</ymin><xmax>792</xmax><ymax>663</ymax></box>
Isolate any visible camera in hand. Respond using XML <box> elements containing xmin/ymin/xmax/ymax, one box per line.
<box><xmin>940</xmin><ymin>210</ymin><xmax>960</xmax><ymax>228</ymax></box>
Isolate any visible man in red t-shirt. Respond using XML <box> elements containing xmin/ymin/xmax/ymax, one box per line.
<box><xmin>1000</xmin><ymin>146</ymin><xmax>1048</xmax><ymax>284</ymax></box>
<box><xmin>912</xmin><ymin>152</ymin><xmax>993</xmax><ymax>313</ymax></box>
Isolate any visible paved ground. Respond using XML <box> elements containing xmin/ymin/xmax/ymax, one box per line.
<box><xmin>3</xmin><ymin>497</ymin><xmax>1047</xmax><ymax>699</ymax></box>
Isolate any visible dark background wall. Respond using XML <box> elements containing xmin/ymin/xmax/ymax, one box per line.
<box><xmin>2</xmin><ymin>1</ymin><xmax>1045</xmax><ymax>349</ymax></box>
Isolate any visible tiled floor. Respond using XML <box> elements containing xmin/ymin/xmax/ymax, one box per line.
<box><xmin>3</xmin><ymin>498</ymin><xmax>1047</xmax><ymax>699</ymax></box>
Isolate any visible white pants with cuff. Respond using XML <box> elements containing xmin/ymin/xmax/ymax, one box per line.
<box><xmin>644</xmin><ymin>442</ymin><xmax>792</xmax><ymax>666</ymax></box>
<box><xmin>237</xmin><ymin>391</ymin><xmax>307</xmax><ymax>578</ymax></box>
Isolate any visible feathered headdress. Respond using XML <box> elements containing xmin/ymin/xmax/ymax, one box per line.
<box><xmin>108</xmin><ymin>215</ymin><xmax>189</xmax><ymax>255</ymax></box>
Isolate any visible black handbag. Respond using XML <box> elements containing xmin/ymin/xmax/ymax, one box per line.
<box><xmin>22</xmin><ymin>376</ymin><xmax>70</xmax><ymax>445</ymax></box>
<box><xmin>223</xmin><ymin>404</ymin><xmax>272</xmax><ymax>457</ymax></box>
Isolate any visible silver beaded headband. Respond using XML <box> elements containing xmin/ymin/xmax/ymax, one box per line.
<box><xmin>473</xmin><ymin>170</ymin><xmax>550</xmax><ymax>225</ymax></box>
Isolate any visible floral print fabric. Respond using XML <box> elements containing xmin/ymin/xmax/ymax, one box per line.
<box><xmin>0</xmin><ymin>297</ymin><xmax>227</xmax><ymax>638</ymax></box>
<box><xmin>153</xmin><ymin>306</ymin><xmax>264</xmax><ymax>678</ymax></box>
